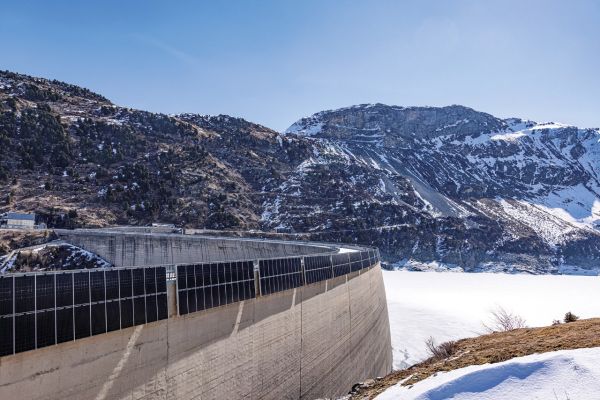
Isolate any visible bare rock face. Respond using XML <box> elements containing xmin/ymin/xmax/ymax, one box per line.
<box><xmin>283</xmin><ymin>105</ymin><xmax>600</xmax><ymax>274</ymax></box>
<box><xmin>2</xmin><ymin>70</ymin><xmax>600</xmax><ymax>274</ymax></box>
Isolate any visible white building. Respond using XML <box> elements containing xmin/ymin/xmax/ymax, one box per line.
<box><xmin>3</xmin><ymin>212</ymin><xmax>36</xmax><ymax>229</ymax></box>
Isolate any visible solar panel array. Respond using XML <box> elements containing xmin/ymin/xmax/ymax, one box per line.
<box><xmin>176</xmin><ymin>262</ymin><xmax>256</xmax><ymax>315</ymax></box>
<box><xmin>259</xmin><ymin>257</ymin><xmax>303</xmax><ymax>296</ymax></box>
<box><xmin>0</xmin><ymin>266</ymin><xmax>167</xmax><ymax>357</ymax></box>
<box><xmin>304</xmin><ymin>255</ymin><xmax>333</xmax><ymax>284</ymax></box>
<box><xmin>0</xmin><ymin>246</ymin><xmax>380</xmax><ymax>355</ymax></box>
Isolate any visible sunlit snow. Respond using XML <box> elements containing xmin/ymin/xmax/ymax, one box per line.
<box><xmin>376</xmin><ymin>347</ymin><xmax>600</xmax><ymax>400</ymax></box>
<box><xmin>383</xmin><ymin>270</ymin><xmax>600</xmax><ymax>369</ymax></box>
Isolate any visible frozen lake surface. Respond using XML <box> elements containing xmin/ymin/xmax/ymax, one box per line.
<box><xmin>382</xmin><ymin>270</ymin><xmax>600</xmax><ymax>369</ymax></box>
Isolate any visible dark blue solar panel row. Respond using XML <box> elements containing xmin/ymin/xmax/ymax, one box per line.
<box><xmin>259</xmin><ymin>258</ymin><xmax>303</xmax><ymax>296</ymax></box>
<box><xmin>173</xmin><ymin>249</ymin><xmax>379</xmax><ymax>314</ymax></box>
<box><xmin>177</xmin><ymin>261</ymin><xmax>256</xmax><ymax>316</ymax></box>
<box><xmin>332</xmin><ymin>253</ymin><xmax>352</xmax><ymax>277</ymax></box>
<box><xmin>304</xmin><ymin>255</ymin><xmax>333</xmax><ymax>284</ymax></box>
<box><xmin>0</xmin><ymin>266</ymin><xmax>167</xmax><ymax>357</ymax></box>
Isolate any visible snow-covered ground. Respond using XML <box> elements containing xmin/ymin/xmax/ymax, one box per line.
<box><xmin>383</xmin><ymin>270</ymin><xmax>600</xmax><ymax>369</ymax></box>
<box><xmin>376</xmin><ymin>347</ymin><xmax>600</xmax><ymax>400</ymax></box>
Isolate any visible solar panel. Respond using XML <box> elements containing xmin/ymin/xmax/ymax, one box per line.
<box><xmin>231</xmin><ymin>281</ymin><xmax>239</xmax><ymax>303</ymax></box>
<box><xmin>133</xmin><ymin>297</ymin><xmax>146</xmax><ymax>325</ymax></box>
<box><xmin>146</xmin><ymin>295</ymin><xmax>157</xmax><ymax>323</ymax></box>
<box><xmin>56</xmin><ymin>307</ymin><xmax>74</xmax><ymax>343</ymax></box>
<box><xmin>14</xmin><ymin>313</ymin><xmax>35</xmax><ymax>353</ymax></box>
<box><xmin>157</xmin><ymin>294</ymin><xmax>168</xmax><ymax>320</ymax></box>
<box><xmin>106</xmin><ymin>300</ymin><xmax>120</xmax><ymax>332</ymax></box>
<box><xmin>304</xmin><ymin>255</ymin><xmax>333</xmax><ymax>284</ymax></box>
<box><xmin>177</xmin><ymin>265</ymin><xmax>187</xmax><ymax>289</ymax></box>
<box><xmin>105</xmin><ymin>270</ymin><xmax>119</xmax><ymax>300</ymax></box>
<box><xmin>0</xmin><ymin>276</ymin><xmax>13</xmax><ymax>316</ymax></box>
<box><xmin>145</xmin><ymin>268</ymin><xmax>156</xmax><ymax>295</ymax></box>
<box><xmin>120</xmin><ymin>298</ymin><xmax>133</xmax><ymax>328</ymax></box>
<box><xmin>223</xmin><ymin>262</ymin><xmax>232</xmax><ymax>285</ymax></box>
<box><xmin>1</xmin><ymin>263</ymin><xmax>169</xmax><ymax>351</ymax></box>
<box><xmin>14</xmin><ymin>275</ymin><xmax>35</xmax><ymax>313</ymax></box>
<box><xmin>210</xmin><ymin>263</ymin><xmax>219</xmax><ymax>286</ymax></box>
<box><xmin>0</xmin><ymin>316</ymin><xmax>13</xmax><ymax>356</ymax></box>
<box><xmin>36</xmin><ymin>309</ymin><xmax>56</xmax><ymax>348</ymax></box>
<box><xmin>202</xmin><ymin>264</ymin><xmax>211</xmax><ymax>287</ymax></box>
<box><xmin>91</xmin><ymin>302</ymin><xmax>106</xmax><ymax>335</ymax></box>
<box><xmin>73</xmin><ymin>272</ymin><xmax>90</xmax><ymax>305</ymax></box>
<box><xmin>217</xmin><ymin>263</ymin><xmax>226</xmax><ymax>284</ymax></box>
<box><xmin>194</xmin><ymin>264</ymin><xmax>204</xmax><ymax>287</ymax></box>
<box><xmin>132</xmin><ymin>269</ymin><xmax>145</xmax><ymax>297</ymax></box>
<box><xmin>332</xmin><ymin>253</ymin><xmax>351</xmax><ymax>277</ymax></box>
<box><xmin>119</xmin><ymin>269</ymin><xmax>132</xmax><ymax>298</ymax></box>
<box><xmin>178</xmin><ymin>289</ymin><xmax>188</xmax><ymax>315</ymax></box>
<box><xmin>218</xmin><ymin>284</ymin><xmax>227</xmax><ymax>307</ymax></box>
<box><xmin>258</xmin><ymin>258</ymin><xmax>303</xmax><ymax>295</ymax></box>
<box><xmin>196</xmin><ymin>287</ymin><xmax>205</xmax><ymax>311</ymax></box>
<box><xmin>90</xmin><ymin>271</ymin><xmax>105</xmax><ymax>303</ymax></box>
<box><xmin>204</xmin><ymin>285</ymin><xmax>213</xmax><ymax>309</ymax></box>
<box><xmin>74</xmin><ymin>305</ymin><xmax>90</xmax><ymax>339</ymax></box>
<box><xmin>156</xmin><ymin>267</ymin><xmax>167</xmax><ymax>293</ymax></box>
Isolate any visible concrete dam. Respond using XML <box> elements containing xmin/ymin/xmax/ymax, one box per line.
<box><xmin>0</xmin><ymin>230</ymin><xmax>393</xmax><ymax>400</ymax></box>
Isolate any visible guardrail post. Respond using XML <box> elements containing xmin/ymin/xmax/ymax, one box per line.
<box><xmin>329</xmin><ymin>255</ymin><xmax>334</xmax><ymax>278</ymax></box>
<box><xmin>300</xmin><ymin>257</ymin><xmax>306</xmax><ymax>285</ymax></box>
<box><xmin>253</xmin><ymin>260</ymin><xmax>261</xmax><ymax>297</ymax></box>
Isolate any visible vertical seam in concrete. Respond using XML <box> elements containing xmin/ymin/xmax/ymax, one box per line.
<box><xmin>299</xmin><ymin>287</ymin><xmax>303</xmax><ymax>400</ymax></box>
<box><xmin>166</xmin><ymin>309</ymin><xmax>170</xmax><ymax>399</ymax></box>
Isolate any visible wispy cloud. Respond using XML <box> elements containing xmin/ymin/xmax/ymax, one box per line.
<box><xmin>130</xmin><ymin>33</ymin><xmax>199</xmax><ymax>65</ymax></box>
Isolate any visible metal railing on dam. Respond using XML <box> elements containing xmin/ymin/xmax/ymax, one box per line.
<box><xmin>0</xmin><ymin>243</ymin><xmax>380</xmax><ymax>357</ymax></box>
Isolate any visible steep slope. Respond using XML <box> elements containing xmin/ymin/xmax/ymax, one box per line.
<box><xmin>283</xmin><ymin>104</ymin><xmax>600</xmax><ymax>273</ymax></box>
<box><xmin>1</xmin><ymin>71</ymin><xmax>599</xmax><ymax>273</ymax></box>
<box><xmin>0</xmin><ymin>70</ymin><xmax>307</xmax><ymax>229</ymax></box>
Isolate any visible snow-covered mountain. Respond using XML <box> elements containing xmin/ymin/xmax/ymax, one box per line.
<box><xmin>280</xmin><ymin>104</ymin><xmax>600</xmax><ymax>274</ymax></box>
<box><xmin>2</xmin><ymin>71</ymin><xmax>599</xmax><ymax>274</ymax></box>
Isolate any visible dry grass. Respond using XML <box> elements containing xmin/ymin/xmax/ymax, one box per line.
<box><xmin>0</xmin><ymin>229</ymin><xmax>56</xmax><ymax>256</ymax></box>
<box><xmin>351</xmin><ymin>318</ymin><xmax>600</xmax><ymax>399</ymax></box>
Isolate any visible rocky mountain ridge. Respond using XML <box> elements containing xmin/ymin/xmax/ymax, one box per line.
<box><xmin>1</xmin><ymin>71</ymin><xmax>599</xmax><ymax>274</ymax></box>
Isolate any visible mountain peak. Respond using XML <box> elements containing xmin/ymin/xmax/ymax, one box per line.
<box><xmin>285</xmin><ymin>104</ymin><xmax>507</xmax><ymax>140</ymax></box>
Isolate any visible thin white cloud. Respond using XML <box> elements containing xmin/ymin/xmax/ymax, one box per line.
<box><xmin>130</xmin><ymin>33</ymin><xmax>199</xmax><ymax>65</ymax></box>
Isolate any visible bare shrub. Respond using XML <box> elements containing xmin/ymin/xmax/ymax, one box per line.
<box><xmin>552</xmin><ymin>319</ymin><xmax>562</xmax><ymax>326</ymax></box>
<box><xmin>563</xmin><ymin>312</ymin><xmax>579</xmax><ymax>323</ymax></box>
<box><xmin>425</xmin><ymin>336</ymin><xmax>458</xmax><ymax>361</ymax></box>
<box><xmin>484</xmin><ymin>306</ymin><xmax>527</xmax><ymax>333</ymax></box>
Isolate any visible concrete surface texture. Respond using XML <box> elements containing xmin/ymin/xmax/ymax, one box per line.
<box><xmin>56</xmin><ymin>230</ymin><xmax>336</xmax><ymax>267</ymax></box>
<box><xmin>0</xmin><ymin>264</ymin><xmax>392</xmax><ymax>400</ymax></box>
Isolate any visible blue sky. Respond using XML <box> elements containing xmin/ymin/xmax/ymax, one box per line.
<box><xmin>2</xmin><ymin>0</ymin><xmax>599</xmax><ymax>130</ymax></box>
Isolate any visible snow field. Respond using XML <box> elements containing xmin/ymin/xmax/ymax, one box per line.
<box><xmin>375</xmin><ymin>347</ymin><xmax>600</xmax><ymax>400</ymax></box>
<box><xmin>382</xmin><ymin>270</ymin><xmax>600</xmax><ymax>369</ymax></box>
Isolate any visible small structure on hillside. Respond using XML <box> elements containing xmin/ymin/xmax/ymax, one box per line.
<box><xmin>1</xmin><ymin>212</ymin><xmax>36</xmax><ymax>229</ymax></box>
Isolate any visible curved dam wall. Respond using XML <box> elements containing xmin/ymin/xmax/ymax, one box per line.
<box><xmin>0</xmin><ymin>233</ymin><xmax>392</xmax><ymax>400</ymax></box>
<box><xmin>56</xmin><ymin>229</ymin><xmax>335</xmax><ymax>267</ymax></box>
<box><xmin>0</xmin><ymin>266</ymin><xmax>391</xmax><ymax>400</ymax></box>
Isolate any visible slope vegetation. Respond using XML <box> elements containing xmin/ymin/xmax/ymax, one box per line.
<box><xmin>350</xmin><ymin>318</ymin><xmax>600</xmax><ymax>399</ymax></box>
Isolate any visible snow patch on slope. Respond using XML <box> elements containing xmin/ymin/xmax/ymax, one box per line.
<box><xmin>376</xmin><ymin>347</ymin><xmax>600</xmax><ymax>400</ymax></box>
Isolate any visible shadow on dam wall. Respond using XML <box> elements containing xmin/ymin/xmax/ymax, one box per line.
<box><xmin>0</xmin><ymin>266</ymin><xmax>391</xmax><ymax>400</ymax></box>
<box><xmin>0</xmin><ymin>232</ymin><xmax>392</xmax><ymax>400</ymax></box>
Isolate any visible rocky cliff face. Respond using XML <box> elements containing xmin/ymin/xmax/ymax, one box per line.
<box><xmin>283</xmin><ymin>104</ymin><xmax>600</xmax><ymax>274</ymax></box>
<box><xmin>1</xmin><ymin>71</ymin><xmax>599</xmax><ymax>274</ymax></box>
